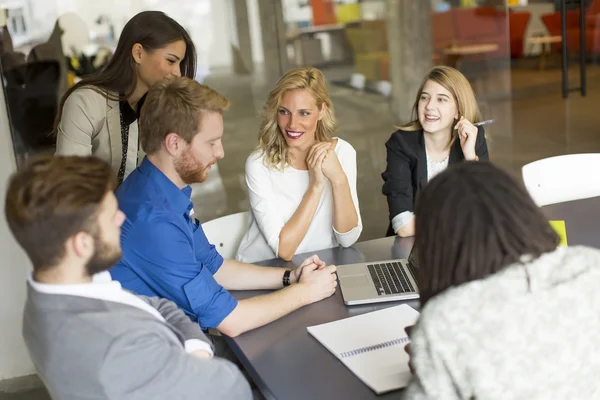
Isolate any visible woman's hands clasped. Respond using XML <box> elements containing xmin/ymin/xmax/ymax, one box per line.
<box><xmin>307</xmin><ymin>142</ymin><xmax>345</xmax><ymax>188</ymax></box>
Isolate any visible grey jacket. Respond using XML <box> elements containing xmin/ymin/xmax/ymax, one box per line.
<box><xmin>22</xmin><ymin>284</ymin><xmax>251</xmax><ymax>400</ymax></box>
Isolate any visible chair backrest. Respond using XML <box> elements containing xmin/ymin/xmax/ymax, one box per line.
<box><xmin>522</xmin><ymin>153</ymin><xmax>600</xmax><ymax>206</ymax></box>
<box><xmin>3</xmin><ymin>61</ymin><xmax>60</xmax><ymax>152</ymax></box>
<box><xmin>1</xmin><ymin>51</ymin><xmax>26</xmax><ymax>71</ymax></box>
<box><xmin>27</xmin><ymin>42</ymin><xmax>59</xmax><ymax>63</ymax></box>
<box><xmin>201</xmin><ymin>212</ymin><xmax>249</xmax><ymax>259</ymax></box>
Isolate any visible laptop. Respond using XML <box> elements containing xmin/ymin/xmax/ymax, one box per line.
<box><xmin>338</xmin><ymin>246</ymin><xmax>419</xmax><ymax>305</ymax></box>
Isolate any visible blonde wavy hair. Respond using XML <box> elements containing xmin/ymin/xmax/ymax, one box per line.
<box><xmin>401</xmin><ymin>66</ymin><xmax>482</xmax><ymax>142</ymax></box>
<box><xmin>258</xmin><ymin>67</ymin><xmax>337</xmax><ymax>169</ymax></box>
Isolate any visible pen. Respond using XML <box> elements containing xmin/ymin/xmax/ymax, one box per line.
<box><xmin>473</xmin><ymin>119</ymin><xmax>494</xmax><ymax>127</ymax></box>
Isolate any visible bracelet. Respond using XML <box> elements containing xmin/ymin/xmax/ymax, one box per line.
<box><xmin>283</xmin><ymin>269</ymin><xmax>292</xmax><ymax>287</ymax></box>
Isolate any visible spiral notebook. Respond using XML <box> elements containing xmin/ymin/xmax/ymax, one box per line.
<box><xmin>307</xmin><ymin>304</ymin><xmax>420</xmax><ymax>394</ymax></box>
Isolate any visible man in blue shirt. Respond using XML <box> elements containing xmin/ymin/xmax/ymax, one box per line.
<box><xmin>111</xmin><ymin>77</ymin><xmax>338</xmax><ymax>338</ymax></box>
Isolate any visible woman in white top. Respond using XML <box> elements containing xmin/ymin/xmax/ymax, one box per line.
<box><xmin>381</xmin><ymin>66</ymin><xmax>489</xmax><ymax>237</ymax></box>
<box><xmin>237</xmin><ymin>67</ymin><xmax>362</xmax><ymax>262</ymax></box>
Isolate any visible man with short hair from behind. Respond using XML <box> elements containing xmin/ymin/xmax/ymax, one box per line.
<box><xmin>5</xmin><ymin>155</ymin><xmax>251</xmax><ymax>400</ymax></box>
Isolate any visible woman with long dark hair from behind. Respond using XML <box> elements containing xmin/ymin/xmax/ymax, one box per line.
<box><xmin>54</xmin><ymin>11</ymin><xmax>196</xmax><ymax>184</ymax></box>
<box><xmin>404</xmin><ymin>161</ymin><xmax>600</xmax><ymax>399</ymax></box>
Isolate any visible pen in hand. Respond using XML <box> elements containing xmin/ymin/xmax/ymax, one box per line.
<box><xmin>454</xmin><ymin>119</ymin><xmax>494</xmax><ymax>130</ymax></box>
<box><xmin>473</xmin><ymin>119</ymin><xmax>494</xmax><ymax>127</ymax></box>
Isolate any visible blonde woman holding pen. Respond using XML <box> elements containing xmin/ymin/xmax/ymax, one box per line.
<box><xmin>382</xmin><ymin>66</ymin><xmax>489</xmax><ymax>237</ymax></box>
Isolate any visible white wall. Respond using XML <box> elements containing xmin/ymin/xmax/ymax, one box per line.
<box><xmin>8</xmin><ymin>0</ymin><xmax>237</xmax><ymax>70</ymax></box>
<box><xmin>57</xmin><ymin>0</ymin><xmax>234</xmax><ymax>70</ymax></box>
<box><xmin>55</xmin><ymin>0</ymin><xmax>140</xmax><ymax>39</ymax></box>
<box><xmin>56</xmin><ymin>0</ymin><xmax>233</xmax><ymax>70</ymax></box>
<box><xmin>247</xmin><ymin>0</ymin><xmax>264</xmax><ymax>64</ymax></box>
<box><xmin>281</xmin><ymin>0</ymin><xmax>312</xmax><ymax>23</ymax></box>
<box><xmin>207</xmin><ymin>0</ymin><xmax>233</xmax><ymax>69</ymax></box>
<box><xmin>0</xmin><ymin>73</ymin><xmax>35</xmax><ymax>381</ymax></box>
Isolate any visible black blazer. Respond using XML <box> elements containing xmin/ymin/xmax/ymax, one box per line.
<box><xmin>381</xmin><ymin>127</ymin><xmax>489</xmax><ymax>236</ymax></box>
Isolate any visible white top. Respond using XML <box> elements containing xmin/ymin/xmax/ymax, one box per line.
<box><xmin>391</xmin><ymin>154</ymin><xmax>449</xmax><ymax>233</ymax></box>
<box><xmin>29</xmin><ymin>271</ymin><xmax>213</xmax><ymax>356</ymax></box>
<box><xmin>237</xmin><ymin>137</ymin><xmax>362</xmax><ymax>263</ymax></box>
<box><xmin>426</xmin><ymin>154</ymin><xmax>449</xmax><ymax>181</ymax></box>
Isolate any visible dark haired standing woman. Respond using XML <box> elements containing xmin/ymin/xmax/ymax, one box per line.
<box><xmin>54</xmin><ymin>11</ymin><xmax>196</xmax><ymax>184</ymax></box>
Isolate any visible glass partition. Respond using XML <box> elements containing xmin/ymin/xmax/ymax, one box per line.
<box><xmin>2</xmin><ymin>0</ymin><xmax>600</xmax><ymax>241</ymax></box>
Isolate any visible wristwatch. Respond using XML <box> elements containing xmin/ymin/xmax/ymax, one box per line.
<box><xmin>282</xmin><ymin>269</ymin><xmax>292</xmax><ymax>287</ymax></box>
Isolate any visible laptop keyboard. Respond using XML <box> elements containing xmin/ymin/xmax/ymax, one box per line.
<box><xmin>406</xmin><ymin>261</ymin><xmax>418</xmax><ymax>285</ymax></box>
<box><xmin>367</xmin><ymin>262</ymin><xmax>416</xmax><ymax>296</ymax></box>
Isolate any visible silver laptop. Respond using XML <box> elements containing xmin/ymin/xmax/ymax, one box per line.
<box><xmin>338</xmin><ymin>246</ymin><xmax>419</xmax><ymax>305</ymax></box>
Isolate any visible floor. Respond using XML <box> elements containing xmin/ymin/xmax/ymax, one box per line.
<box><xmin>4</xmin><ymin>59</ymin><xmax>600</xmax><ymax>399</ymax></box>
<box><xmin>0</xmin><ymin>389</ymin><xmax>49</xmax><ymax>400</ymax></box>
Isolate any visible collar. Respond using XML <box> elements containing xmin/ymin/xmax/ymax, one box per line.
<box><xmin>28</xmin><ymin>271</ymin><xmax>123</xmax><ymax>302</ymax></box>
<box><xmin>118</xmin><ymin>92</ymin><xmax>146</xmax><ymax>113</ymax></box>
<box><xmin>28</xmin><ymin>271</ymin><xmax>165</xmax><ymax>321</ymax></box>
<box><xmin>138</xmin><ymin>157</ymin><xmax>193</xmax><ymax>215</ymax></box>
<box><xmin>119</xmin><ymin>93</ymin><xmax>146</xmax><ymax>127</ymax></box>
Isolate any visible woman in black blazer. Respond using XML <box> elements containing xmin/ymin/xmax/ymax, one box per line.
<box><xmin>382</xmin><ymin>66</ymin><xmax>489</xmax><ymax>237</ymax></box>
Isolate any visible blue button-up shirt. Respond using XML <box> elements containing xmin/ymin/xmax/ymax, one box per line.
<box><xmin>110</xmin><ymin>157</ymin><xmax>237</xmax><ymax>329</ymax></box>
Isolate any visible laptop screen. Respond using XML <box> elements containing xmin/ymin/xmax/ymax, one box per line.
<box><xmin>407</xmin><ymin>244</ymin><xmax>418</xmax><ymax>268</ymax></box>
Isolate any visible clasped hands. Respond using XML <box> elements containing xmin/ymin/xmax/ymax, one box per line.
<box><xmin>306</xmin><ymin>142</ymin><xmax>346</xmax><ymax>188</ymax></box>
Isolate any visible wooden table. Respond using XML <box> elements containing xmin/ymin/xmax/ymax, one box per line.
<box><xmin>526</xmin><ymin>35</ymin><xmax>562</xmax><ymax>70</ymax></box>
<box><xmin>443</xmin><ymin>43</ymin><xmax>500</xmax><ymax>68</ymax></box>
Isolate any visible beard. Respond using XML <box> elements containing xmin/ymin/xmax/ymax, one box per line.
<box><xmin>174</xmin><ymin>148</ymin><xmax>211</xmax><ymax>185</ymax></box>
<box><xmin>85</xmin><ymin>234</ymin><xmax>122</xmax><ymax>276</ymax></box>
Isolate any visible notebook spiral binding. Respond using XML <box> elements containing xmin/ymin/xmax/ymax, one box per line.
<box><xmin>339</xmin><ymin>337</ymin><xmax>410</xmax><ymax>359</ymax></box>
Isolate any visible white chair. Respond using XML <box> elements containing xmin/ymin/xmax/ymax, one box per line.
<box><xmin>522</xmin><ymin>153</ymin><xmax>600</xmax><ymax>206</ymax></box>
<box><xmin>201</xmin><ymin>211</ymin><xmax>249</xmax><ymax>259</ymax></box>
<box><xmin>58</xmin><ymin>13</ymin><xmax>90</xmax><ymax>57</ymax></box>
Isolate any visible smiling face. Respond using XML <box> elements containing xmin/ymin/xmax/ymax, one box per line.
<box><xmin>135</xmin><ymin>40</ymin><xmax>186</xmax><ymax>90</ymax></box>
<box><xmin>277</xmin><ymin>88</ymin><xmax>326</xmax><ymax>150</ymax></box>
<box><xmin>418</xmin><ymin>79</ymin><xmax>459</xmax><ymax>137</ymax></box>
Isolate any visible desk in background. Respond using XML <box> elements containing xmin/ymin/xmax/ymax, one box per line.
<box><xmin>542</xmin><ymin>196</ymin><xmax>600</xmax><ymax>248</ymax></box>
<box><xmin>287</xmin><ymin>23</ymin><xmax>354</xmax><ymax>67</ymax></box>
